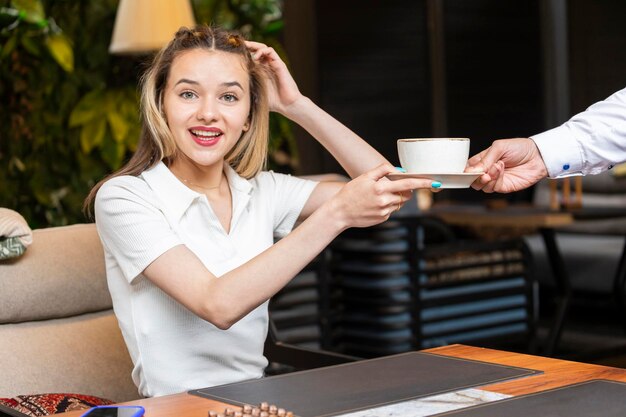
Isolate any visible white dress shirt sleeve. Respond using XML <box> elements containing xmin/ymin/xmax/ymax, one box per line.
<box><xmin>531</xmin><ymin>87</ymin><xmax>626</xmax><ymax>178</ymax></box>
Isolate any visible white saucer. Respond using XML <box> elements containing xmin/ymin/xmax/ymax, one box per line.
<box><xmin>386</xmin><ymin>172</ymin><xmax>484</xmax><ymax>189</ymax></box>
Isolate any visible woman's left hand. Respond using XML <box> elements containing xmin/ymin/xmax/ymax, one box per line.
<box><xmin>245</xmin><ymin>40</ymin><xmax>303</xmax><ymax>115</ymax></box>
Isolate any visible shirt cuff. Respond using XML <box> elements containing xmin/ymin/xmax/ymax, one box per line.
<box><xmin>531</xmin><ymin>125</ymin><xmax>585</xmax><ymax>178</ymax></box>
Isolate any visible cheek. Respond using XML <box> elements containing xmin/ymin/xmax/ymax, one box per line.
<box><xmin>163</xmin><ymin>101</ymin><xmax>185</xmax><ymax>129</ymax></box>
<box><xmin>223</xmin><ymin>107</ymin><xmax>250</xmax><ymax>129</ymax></box>
<box><xmin>237</xmin><ymin>103</ymin><xmax>252</xmax><ymax>128</ymax></box>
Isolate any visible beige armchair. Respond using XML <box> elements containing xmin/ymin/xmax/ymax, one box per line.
<box><xmin>0</xmin><ymin>224</ymin><xmax>139</xmax><ymax>407</ymax></box>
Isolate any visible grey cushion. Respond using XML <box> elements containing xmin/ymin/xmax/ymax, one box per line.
<box><xmin>582</xmin><ymin>170</ymin><xmax>626</xmax><ymax>194</ymax></box>
<box><xmin>558</xmin><ymin>218</ymin><xmax>626</xmax><ymax>235</ymax></box>
<box><xmin>529</xmin><ymin>171</ymin><xmax>626</xmax><ymax>294</ymax></box>
<box><xmin>534</xmin><ymin>176</ymin><xmax>626</xmax><ymax>208</ymax></box>
<box><xmin>524</xmin><ymin>233</ymin><xmax>624</xmax><ymax>293</ymax></box>
<box><xmin>0</xmin><ymin>236</ymin><xmax>26</xmax><ymax>260</ymax></box>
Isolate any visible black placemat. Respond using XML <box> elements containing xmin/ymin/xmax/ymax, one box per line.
<box><xmin>436</xmin><ymin>379</ymin><xmax>626</xmax><ymax>416</ymax></box>
<box><xmin>0</xmin><ymin>404</ymin><xmax>29</xmax><ymax>417</ymax></box>
<box><xmin>190</xmin><ymin>351</ymin><xmax>540</xmax><ymax>417</ymax></box>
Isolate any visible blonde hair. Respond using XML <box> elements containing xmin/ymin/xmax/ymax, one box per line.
<box><xmin>84</xmin><ymin>25</ymin><xmax>269</xmax><ymax>214</ymax></box>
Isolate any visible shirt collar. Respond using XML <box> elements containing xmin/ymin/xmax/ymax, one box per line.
<box><xmin>141</xmin><ymin>161</ymin><xmax>253</xmax><ymax>223</ymax></box>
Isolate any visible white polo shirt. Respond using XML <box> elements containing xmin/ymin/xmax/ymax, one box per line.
<box><xmin>94</xmin><ymin>162</ymin><xmax>317</xmax><ymax>397</ymax></box>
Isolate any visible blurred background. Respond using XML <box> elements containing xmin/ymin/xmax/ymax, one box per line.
<box><xmin>2</xmin><ymin>0</ymin><xmax>626</xmax><ymax>227</ymax></box>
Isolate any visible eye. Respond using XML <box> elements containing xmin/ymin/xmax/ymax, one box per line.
<box><xmin>222</xmin><ymin>93</ymin><xmax>238</xmax><ymax>103</ymax></box>
<box><xmin>180</xmin><ymin>91</ymin><xmax>197</xmax><ymax>100</ymax></box>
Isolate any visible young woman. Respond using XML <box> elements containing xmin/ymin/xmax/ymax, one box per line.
<box><xmin>86</xmin><ymin>25</ymin><xmax>435</xmax><ymax>397</ymax></box>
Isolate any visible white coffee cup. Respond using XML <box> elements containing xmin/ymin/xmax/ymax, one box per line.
<box><xmin>397</xmin><ymin>138</ymin><xmax>470</xmax><ymax>173</ymax></box>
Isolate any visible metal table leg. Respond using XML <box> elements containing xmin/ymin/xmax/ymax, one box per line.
<box><xmin>540</xmin><ymin>228</ymin><xmax>572</xmax><ymax>356</ymax></box>
<box><xmin>611</xmin><ymin>238</ymin><xmax>626</xmax><ymax>334</ymax></box>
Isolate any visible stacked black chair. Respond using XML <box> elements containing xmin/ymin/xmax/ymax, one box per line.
<box><xmin>267</xmin><ymin>251</ymin><xmax>358</xmax><ymax>374</ymax></box>
<box><xmin>327</xmin><ymin>216</ymin><xmax>537</xmax><ymax>357</ymax></box>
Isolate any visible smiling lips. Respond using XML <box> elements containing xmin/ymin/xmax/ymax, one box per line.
<box><xmin>190</xmin><ymin>127</ymin><xmax>223</xmax><ymax>146</ymax></box>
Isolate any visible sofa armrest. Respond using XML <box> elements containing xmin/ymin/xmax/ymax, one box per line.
<box><xmin>0</xmin><ymin>224</ymin><xmax>111</xmax><ymax>324</ymax></box>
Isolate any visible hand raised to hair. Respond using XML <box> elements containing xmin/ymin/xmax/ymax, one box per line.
<box><xmin>245</xmin><ymin>40</ymin><xmax>303</xmax><ymax>115</ymax></box>
<box><xmin>467</xmin><ymin>138</ymin><xmax>549</xmax><ymax>193</ymax></box>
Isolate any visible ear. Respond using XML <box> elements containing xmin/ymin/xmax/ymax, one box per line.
<box><xmin>242</xmin><ymin>120</ymin><xmax>250</xmax><ymax>132</ymax></box>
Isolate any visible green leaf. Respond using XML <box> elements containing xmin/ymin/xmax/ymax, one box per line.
<box><xmin>33</xmin><ymin>188</ymin><xmax>51</xmax><ymax>206</ymax></box>
<box><xmin>1</xmin><ymin>34</ymin><xmax>18</xmax><ymax>60</ymax></box>
<box><xmin>101</xmin><ymin>135</ymin><xmax>126</xmax><ymax>169</ymax></box>
<box><xmin>9</xmin><ymin>156</ymin><xmax>26</xmax><ymax>172</ymax></box>
<box><xmin>262</xmin><ymin>20</ymin><xmax>283</xmax><ymax>35</ymax></box>
<box><xmin>11</xmin><ymin>0</ymin><xmax>45</xmax><ymax>24</ymax></box>
<box><xmin>119</xmin><ymin>94</ymin><xmax>139</xmax><ymax>121</ymax></box>
<box><xmin>107</xmin><ymin>110</ymin><xmax>128</xmax><ymax>143</ymax></box>
<box><xmin>69</xmin><ymin>90</ymin><xmax>104</xmax><ymax>127</ymax></box>
<box><xmin>80</xmin><ymin>118</ymin><xmax>106</xmax><ymax>153</ymax></box>
<box><xmin>126</xmin><ymin>123</ymin><xmax>140</xmax><ymax>151</ymax></box>
<box><xmin>20</xmin><ymin>34</ymin><xmax>40</xmax><ymax>56</ymax></box>
<box><xmin>45</xmin><ymin>33</ymin><xmax>73</xmax><ymax>72</ymax></box>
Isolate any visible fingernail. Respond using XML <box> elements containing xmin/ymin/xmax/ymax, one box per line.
<box><xmin>431</xmin><ymin>181</ymin><xmax>442</xmax><ymax>188</ymax></box>
<box><xmin>395</xmin><ymin>166</ymin><xmax>406</xmax><ymax>173</ymax></box>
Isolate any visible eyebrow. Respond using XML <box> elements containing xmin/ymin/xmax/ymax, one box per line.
<box><xmin>174</xmin><ymin>78</ymin><xmax>199</xmax><ymax>86</ymax></box>
<box><xmin>174</xmin><ymin>79</ymin><xmax>244</xmax><ymax>90</ymax></box>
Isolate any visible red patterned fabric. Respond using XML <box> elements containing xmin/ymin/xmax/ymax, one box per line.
<box><xmin>0</xmin><ymin>393</ymin><xmax>113</xmax><ymax>416</ymax></box>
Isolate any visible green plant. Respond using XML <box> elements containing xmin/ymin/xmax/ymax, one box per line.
<box><xmin>0</xmin><ymin>0</ymin><xmax>137</xmax><ymax>227</ymax></box>
<box><xmin>0</xmin><ymin>0</ymin><xmax>294</xmax><ymax>228</ymax></box>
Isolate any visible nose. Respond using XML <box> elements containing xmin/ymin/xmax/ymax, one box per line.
<box><xmin>196</xmin><ymin>98</ymin><xmax>218</xmax><ymax>122</ymax></box>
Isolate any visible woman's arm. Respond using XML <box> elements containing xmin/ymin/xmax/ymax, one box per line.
<box><xmin>246</xmin><ymin>41</ymin><xmax>389</xmax><ymax>179</ymax></box>
<box><xmin>286</xmin><ymin>98</ymin><xmax>388</xmax><ymax>178</ymax></box>
<box><xmin>142</xmin><ymin>165</ymin><xmax>430</xmax><ymax>330</ymax></box>
<box><xmin>246</xmin><ymin>41</ymin><xmax>422</xmax><ymax>220</ymax></box>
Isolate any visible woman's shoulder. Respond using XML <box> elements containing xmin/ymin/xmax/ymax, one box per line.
<box><xmin>96</xmin><ymin>174</ymin><xmax>154</xmax><ymax>204</ymax></box>
<box><xmin>250</xmin><ymin>171</ymin><xmax>318</xmax><ymax>200</ymax></box>
<box><xmin>252</xmin><ymin>170</ymin><xmax>312</xmax><ymax>186</ymax></box>
<box><xmin>99</xmin><ymin>174</ymin><xmax>149</xmax><ymax>192</ymax></box>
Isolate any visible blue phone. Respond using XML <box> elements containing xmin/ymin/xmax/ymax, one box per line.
<box><xmin>80</xmin><ymin>405</ymin><xmax>145</xmax><ymax>417</ymax></box>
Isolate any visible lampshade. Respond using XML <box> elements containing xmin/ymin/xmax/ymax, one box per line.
<box><xmin>109</xmin><ymin>0</ymin><xmax>196</xmax><ymax>54</ymax></box>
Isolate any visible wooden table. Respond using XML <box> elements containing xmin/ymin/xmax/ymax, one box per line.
<box><xmin>431</xmin><ymin>204</ymin><xmax>574</xmax><ymax>231</ymax></box>
<box><xmin>57</xmin><ymin>344</ymin><xmax>626</xmax><ymax>417</ymax></box>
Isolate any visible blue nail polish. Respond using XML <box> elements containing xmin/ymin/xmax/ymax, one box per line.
<box><xmin>431</xmin><ymin>181</ymin><xmax>442</xmax><ymax>188</ymax></box>
<box><xmin>563</xmin><ymin>164</ymin><xmax>570</xmax><ymax>170</ymax></box>
<box><xmin>395</xmin><ymin>166</ymin><xmax>407</xmax><ymax>173</ymax></box>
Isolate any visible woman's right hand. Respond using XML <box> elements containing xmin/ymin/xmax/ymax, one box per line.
<box><xmin>245</xmin><ymin>40</ymin><xmax>303</xmax><ymax>115</ymax></box>
<box><xmin>327</xmin><ymin>163</ymin><xmax>434</xmax><ymax>230</ymax></box>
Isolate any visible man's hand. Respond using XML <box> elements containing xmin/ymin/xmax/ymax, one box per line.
<box><xmin>467</xmin><ymin>138</ymin><xmax>549</xmax><ymax>193</ymax></box>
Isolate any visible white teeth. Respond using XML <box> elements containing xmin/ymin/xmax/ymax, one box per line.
<box><xmin>191</xmin><ymin>130</ymin><xmax>221</xmax><ymax>138</ymax></box>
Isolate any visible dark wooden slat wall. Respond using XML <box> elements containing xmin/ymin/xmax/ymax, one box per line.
<box><xmin>315</xmin><ymin>0</ymin><xmax>431</xmax><ymax>172</ymax></box>
<box><xmin>443</xmin><ymin>0</ymin><xmax>543</xmax><ymax>152</ymax></box>
<box><xmin>283</xmin><ymin>1</ymin><xmax>626</xmax><ymax>203</ymax></box>
<box><xmin>568</xmin><ymin>0</ymin><xmax>626</xmax><ymax>113</ymax></box>
<box><xmin>440</xmin><ymin>0</ymin><xmax>543</xmax><ymax>203</ymax></box>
